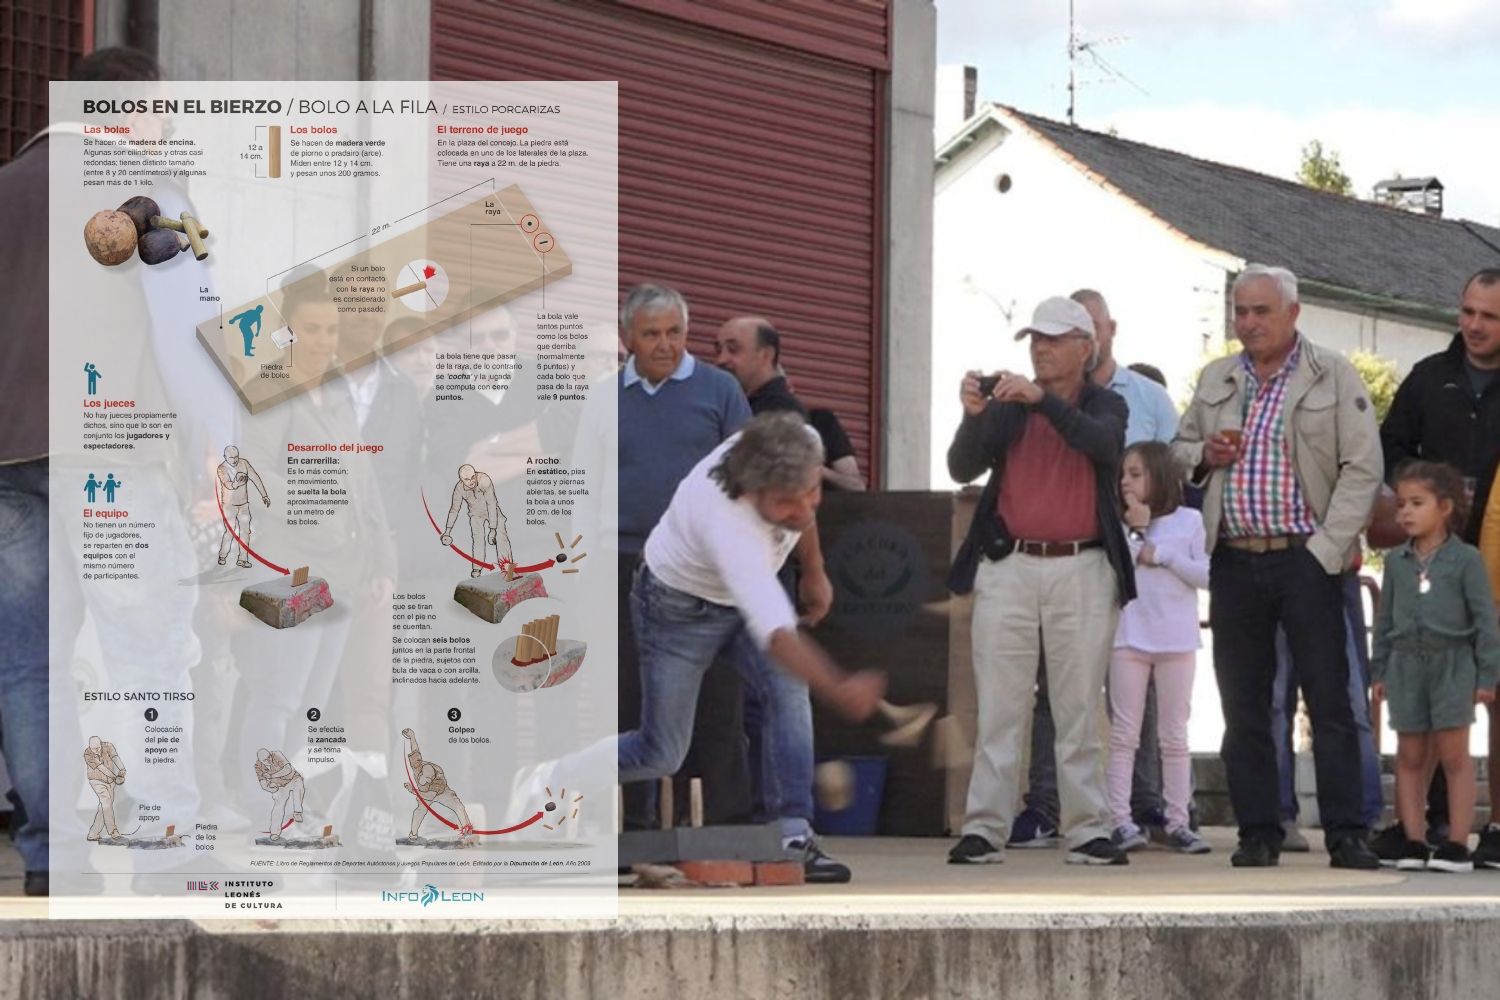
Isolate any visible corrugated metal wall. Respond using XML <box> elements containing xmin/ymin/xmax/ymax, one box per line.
<box><xmin>1</xmin><ymin>0</ymin><xmax>93</xmax><ymax>165</ymax></box>
<box><xmin>433</xmin><ymin>0</ymin><xmax>889</xmax><ymax>481</ymax></box>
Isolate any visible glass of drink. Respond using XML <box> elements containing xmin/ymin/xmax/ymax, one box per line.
<box><xmin>1218</xmin><ymin>420</ymin><xmax>1243</xmax><ymax>461</ymax></box>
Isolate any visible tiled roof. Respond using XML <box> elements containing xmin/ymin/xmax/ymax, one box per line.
<box><xmin>999</xmin><ymin>106</ymin><xmax>1500</xmax><ymax>311</ymax></box>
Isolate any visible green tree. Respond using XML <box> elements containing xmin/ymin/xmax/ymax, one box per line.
<box><xmin>1182</xmin><ymin>343</ymin><xmax>1398</xmax><ymax>422</ymax></box>
<box><xmin>1298</xmin><ymin>140</ymin><xmax>1353</xmax><ymax>196</ymax></box>
<box><xmin>1348</xmin><ymin>350</ymin><xmax>1399</xmax><ymax>422</ymax></box>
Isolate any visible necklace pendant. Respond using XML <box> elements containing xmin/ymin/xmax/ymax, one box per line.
<box><xmin>1418</xmin><ymin>573</ymin><xmax>1431</xmax><ymax>595</ymax></box>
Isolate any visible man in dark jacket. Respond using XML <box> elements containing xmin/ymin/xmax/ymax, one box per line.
<box><xmin>1379</xmin><ymin>267</ymin><xmax>1500</xmax><ymax>865</ymax></box>
<box><xmin>945</xmin><ymin>297</ymin><xmax>1135</xmax><ymax>867</ymax></box>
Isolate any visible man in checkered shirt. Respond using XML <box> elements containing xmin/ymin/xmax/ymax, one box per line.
<box><xmin>1174</xmin><ymin>264</ymin><xmax>1383</xmax><ymax>870</ymax></box>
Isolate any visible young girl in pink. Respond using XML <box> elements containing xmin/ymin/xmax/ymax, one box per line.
<box><xmin>1108</xmin><ymin>441</ymin><xmax>1211</xmax><ymax>854</ymax></box>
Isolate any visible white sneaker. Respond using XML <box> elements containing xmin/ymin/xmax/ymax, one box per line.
<box><xmin>1112</xmin><ymin>823</ymin><xmax>1148</xmax><ymax>852</ymax></box>
<box><xmin>1281</xmin><ymin>820</ymin><xmax>1311</xmax><ymax>852</ymax></box>
<box><xmin>1166</xmin><ymin>827</ymin><xmax>1212</xmax><ymax>854</ymax></box>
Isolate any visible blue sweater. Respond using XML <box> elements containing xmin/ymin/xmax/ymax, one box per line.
<box><xmin>618</xmin><ymin>359</ymin><xmax>750</xmax><ymax>554</ymax></box>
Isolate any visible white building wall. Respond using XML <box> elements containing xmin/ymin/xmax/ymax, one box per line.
<box><xmin>1298</xmin><ymin>299</ymin><xmax>1453</xmax><ymax>377</ymax></box>
<box><xmin>930</xmin><ymin>122</ymin><xmax>1234</xmax><ymax>488</ymax></box>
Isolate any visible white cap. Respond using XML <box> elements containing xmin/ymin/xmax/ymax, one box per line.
<box><xmin>1014</xmin><ymin>296</ymin><xmax>1096</xmax><ymax>341</ymax></box>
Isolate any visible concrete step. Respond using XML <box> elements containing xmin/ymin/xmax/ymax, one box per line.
<box><xmin>7</xmin><ymin>832</ymin><xmax>1500</xmax><ymax>999</ymax></box>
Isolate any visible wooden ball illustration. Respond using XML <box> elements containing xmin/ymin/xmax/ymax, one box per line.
<box><xmin>84</xmin><ymin>210</ymin><xmax>138</xmax><ymax>266</ymax></box>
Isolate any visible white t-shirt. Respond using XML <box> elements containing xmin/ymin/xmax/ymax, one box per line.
<box><xmin>643</xmin><ymin>433</ymin><xmax>802</xmax><ymax>649</ymax></box>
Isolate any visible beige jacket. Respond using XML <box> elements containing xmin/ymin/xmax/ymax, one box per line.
<box><xmin>1172</xmin><ymin>335</ymin><xmax>1382</xmax><ymax>574</ymax></box>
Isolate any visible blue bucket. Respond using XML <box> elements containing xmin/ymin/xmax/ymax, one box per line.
<box><xmin>814</xmin><ymin>756</ymin><xmax>888</xmax><ymax>835</ymax></box>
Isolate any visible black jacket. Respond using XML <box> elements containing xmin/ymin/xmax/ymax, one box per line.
<box><xmin>946</xmin><ymin>383</ymin><xmax>1136</xmax><ymax>604</ymax></box>
<box><xmin>1380</xmin><ymin>334</ymin><xmax>1500</xmax><ymax>542</ymax></box>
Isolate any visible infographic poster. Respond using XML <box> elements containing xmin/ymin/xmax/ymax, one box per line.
<box><xmin>48</xmin><ymin>81</ymin><xmax>619</xmax><ymax>918</ymax></box>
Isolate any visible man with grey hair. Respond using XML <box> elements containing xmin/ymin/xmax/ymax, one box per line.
<box><xmin>1173</xmin><ymin>264</ymin><xmax>1382</xmax><ymax>869</ymax></box>
<box><xmin>615</xmin><ymin>283</ymin><xmax>752</xmax><ymax>831</ymax></box>
<box><xmin>618</xmin><ymin>411</ymin><xmax>885</xmax><ymax>882</ymax></box>
<box><xmin>946</xmin><ymin>296</ymin><xmax>1135</xmax><ymax>867</ymax></box>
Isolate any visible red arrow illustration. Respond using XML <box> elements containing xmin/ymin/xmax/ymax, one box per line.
<box><xmin>403</xmin><ymin>752</ymin><xmax>544</xmax><ymax>836</ymax></box>
<box><xmin>217</xmin><ymin>486</ymin><xmax>289</xmax><ymax>575</ymax></box>
<box><xmin>419</xmin><ymin>490</ymin><xmax>554</xmax><ymax>574</ymax></box>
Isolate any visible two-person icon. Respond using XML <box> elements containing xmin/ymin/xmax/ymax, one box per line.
<box><xmin>84</xmin><ymin>473</ymin><xmax>123</xmax><ymax>504</ymax></box>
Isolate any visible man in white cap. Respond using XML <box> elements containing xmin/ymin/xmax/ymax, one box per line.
<box><xmin>441</xmin><ymin>464</ymin><xmax>513</xmax><ymax>578</ymax></box>
<box><xmin>945</xmin><ymin>296</ymin><xmax>1136</xmax><ymax>867</ymax></box>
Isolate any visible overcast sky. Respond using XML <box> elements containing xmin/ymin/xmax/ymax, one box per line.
<box><xmin>936</xmin><ymin>0</ymin><xmax>1500</xmax><ymax>225</ymax></box>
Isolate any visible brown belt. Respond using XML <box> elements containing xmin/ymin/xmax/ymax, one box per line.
<box><xmin>1222</xmin><ymin>534</ymin><xmax>1309</xmax><ymax>554</ymax></box>
<box><xmin>1015</xmin><ymin>539</ymin><xmax>1102</xmax><ymax>558</ymax></box>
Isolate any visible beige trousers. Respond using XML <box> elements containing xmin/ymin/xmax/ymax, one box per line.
<box><xmin>963</xmin><ymin>549</ymin><xmax>1118</xmax><ymax>850</ymax></box>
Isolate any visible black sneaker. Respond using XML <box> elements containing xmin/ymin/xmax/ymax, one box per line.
<box><xmin>1371</xmin><ymin>823</ymin><xmax>1407</xmax><ymax>867</ymax></box>
<box><xmin>1427</xmin><ymin>841</ymin><xmax>1475</xmax><ymax>873</ymax></box>
<box><xmin>1473</xmin><ymin>824</ymin><xmax>1500</xmax><ymax>869</ymax></box>
<box><xmin>1329</xmin><ymin>837</ymin><xmax>1381</xmax><ymax>871</ymax></box>
<box><xmin>1065</xmin><ymin>837</ymin><xmax>1128</xmax><ymax>866</ymax></box>
<box><xmin>785</xmin><ymin>837</ymin><xmax>852</xmax><ymax>884</ymax></box>
<box><xmin>23</xmin><ymin>871</ymin><xmax>48</xmax><ymax>897</ymax></box>
<box><xmin>1230</xmin><ymin>838</ymin><xmax>1279</xmax><ymax>867</ymax></box>
<box><xmin>948</xmin><ymin>834</ymin><xmax>1003</xmax><ymax>865</ymax></box>
<box><xmin>1394</xmin><ymin>839</ymin><xmax>1431</xmax><ymax>871</ymax></box>
<box><xmin>1006</xmin><ymin>808</ymin><xmax>1060</xmax><ymax>849</ymax></box>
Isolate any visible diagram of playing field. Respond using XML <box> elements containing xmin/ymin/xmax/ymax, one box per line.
<box><xmin>196</xmin><ymin>184</ymin><xmax>570</xmax><ymax>413</ymax></box>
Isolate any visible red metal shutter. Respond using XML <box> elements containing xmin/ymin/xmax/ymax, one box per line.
<box><xmin>433</xmin><ymin>0</ymin><xmax>888</xmax><ymax>482</ymax></box>
<box><xmin>1</xmin><ymin>0</ymin><xmax>93</xmax><ymax>164</ymax></box>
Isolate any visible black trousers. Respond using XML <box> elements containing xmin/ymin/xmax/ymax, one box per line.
<box><xmin>1209</xmin><ymin>545</ymin><xmax>1366</xmax><ymax>848</ymax></box>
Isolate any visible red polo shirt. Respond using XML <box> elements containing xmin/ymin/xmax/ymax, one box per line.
<box><xmin>998</xmin><ymin>409</ymin><xmax>1099</xmax><ymax>542</ymax></box>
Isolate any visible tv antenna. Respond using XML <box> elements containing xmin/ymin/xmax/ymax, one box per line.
<box><xmin>1067</xmin><ymin>0</ymin><xmax>1148</xmax><ymax>125</ymax></box>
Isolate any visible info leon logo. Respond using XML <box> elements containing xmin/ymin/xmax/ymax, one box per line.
<box><xmin>381</xmin><ymin>884</ymin><xmax>486</xmax><ymax>907</ymax></box>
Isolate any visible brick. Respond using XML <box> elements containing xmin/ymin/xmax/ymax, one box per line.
<box><xmin>676</xmin><ymin>860</ymin><xmax>753</xmax><ymax>886</ymax></box>
<box><xmin>753</xmin><ymin>861</ymin><xmax>805</xmax><ymax>887</ymax></box>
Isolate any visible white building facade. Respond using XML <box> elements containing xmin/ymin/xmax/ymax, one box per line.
<box><xmin>929</xmin><ymin>104</ymin><xmax>1479</xmax><ymax>489</ymax></box>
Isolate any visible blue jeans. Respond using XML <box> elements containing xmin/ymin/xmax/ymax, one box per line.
<box><xmin>619</xmin><ymin>564</ymin><xmax>814</xmax><ymax>839</ymax></box>
<box><xmin>0</xmin><ymin>460</ymin><xmax>49</xmax><ymax>871</ymax></box>
<box><xmin>1273</xmin><ymin>570</ymin><xmax>1383</xmax><ymax>827</ymax></box>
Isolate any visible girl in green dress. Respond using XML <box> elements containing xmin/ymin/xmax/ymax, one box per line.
<box><xmin>1372</xmin><ymin>461</ymin><xmax>1500</xmax><ymax>873</ymax></box>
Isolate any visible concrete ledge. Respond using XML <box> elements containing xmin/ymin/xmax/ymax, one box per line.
<box><xmin>10</xmin><ymin>832</ymin><xmax>1500</xmax><ymax>998</ymax></box>
<box><xmin>2</xmin><ymin>905</ymin><xmax>1498</xmax><ymax>999</ymax></box>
